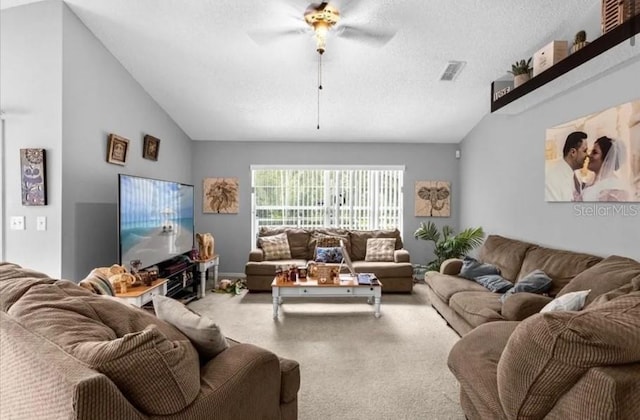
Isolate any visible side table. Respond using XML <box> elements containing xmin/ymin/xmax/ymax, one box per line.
<box><xmin>195</xmin><ymin>255</ymin><xmax>219</xmax><ymax>297</ymax></box>
<box><xmin>115</xmin><ymin>279</ymin><xmax>168</xmax><ymax>308</ymax></box>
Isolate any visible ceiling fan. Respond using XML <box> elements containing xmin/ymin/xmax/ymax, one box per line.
<box><xmin>248</xmin><ymin>0</ymin><xmax>397</xmax><ymax>55</ymax></box>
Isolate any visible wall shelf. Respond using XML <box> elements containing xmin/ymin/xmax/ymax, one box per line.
<box><xmin>491</xmin><ymin>14</ymin><xmax>640</xmax><ymax>113</ymax></box>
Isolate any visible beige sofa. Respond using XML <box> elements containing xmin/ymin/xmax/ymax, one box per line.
<box><xmin>0</xmin><ymin>262</ymin><xmax>300</xmax><ymax>420</ymax></box>
<box><xmin>424</xmin><ymin>235</ymin><xmax>604</xmax><ymax>336</ymax></box>
<box><xmin>245</xmin><ymin>227</ymin><xmax>413</xmax><ymax>293</ymax></box>
<box><xmin>447</xmin><ymin>254</ymin><xmax>640</xmax><ymax>419</ymax></box>
<box><xmin>427</xmin><ymin>235</ymin><xmax>640</xmax><ymax>419</ymax></box>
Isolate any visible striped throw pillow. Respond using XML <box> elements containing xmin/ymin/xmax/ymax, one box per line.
<box><xmin>79</xmin><ymin>269</ymin><xmax>115</xmax><ymax>295</ymax></box>
<box><xmin>364</xmin><ymin>238</ymin><xmax>396</xmax><ymax>262</ymax></box>
<box><xmin>259</xmin><ymin>233</ymin><xmax>292</xmax><ymax>260</ymax></box>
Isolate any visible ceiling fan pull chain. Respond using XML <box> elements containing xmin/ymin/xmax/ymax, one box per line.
<box><xmin>317</xmin><ymin>53</ymin><xmax>323</xmax><ymax>129</ymax></box>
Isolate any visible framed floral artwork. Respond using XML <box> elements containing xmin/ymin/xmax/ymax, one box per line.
<box><xmin>203</xmin><ymin>177</ymin><xmax>239</xmax><ymax>213</ymax></box>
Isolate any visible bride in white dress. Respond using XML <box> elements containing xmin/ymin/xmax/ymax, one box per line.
<box><xmin>581</xmin><ymin>136</ymin><xmax>632</xmax><ymax>202</ymax></box>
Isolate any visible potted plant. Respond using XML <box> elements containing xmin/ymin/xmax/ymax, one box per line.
<box><xmin>509</xmin><ymin>57</ymin><xmax>532</xmax><ymax>88</ymax></box>
<box><xmin>414</xmin><ymin>221</ymin><xmax>484</xmax><ymax>272</ymax></box>
<box><xmin>571</xmin><ymin>30</ymin><xmax>589</xmax><ymax>53</ymax></box>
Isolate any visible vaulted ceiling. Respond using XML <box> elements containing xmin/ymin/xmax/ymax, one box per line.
<box><xmin>1</xmin><ymin>0</ymin><xmax>598</xmax><ymax>142</ymax></box>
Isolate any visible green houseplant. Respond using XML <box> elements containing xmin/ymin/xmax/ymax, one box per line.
<box><xmin>508</xmin><ymin>57</ymin><xmax>532</xmax><ymax>88</ymax></box>
<box><xmin>414</xmin><ymin>221</ymin><xmax>484</xmax><ymax>272</ymax></box>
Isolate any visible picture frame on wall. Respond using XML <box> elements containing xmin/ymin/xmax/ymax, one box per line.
<box><xmin>203</xmin><ymin>177</ymin><xmax>239</xmax><ymax>214</ymax></box>
<box><xmin>143</xmin><ymin>134</ymin><xmax>160</xmax><ymax>161</ymax></box>
<box><xmin>415</xmin><ymin>180</ymin><xmax>451</xmax><ymax>217</ymax></box>
<box><xmin>20</xmin><ymin>148</ymin><xmax>47</xmax><ymax>206</ymax></box>
<box><xmin>107</xmin><ymin>134</ymin><xmax>129</xmax><ymax>165</ymax></box>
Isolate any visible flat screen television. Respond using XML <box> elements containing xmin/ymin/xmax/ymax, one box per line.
<box><xmin>118</xmin><ymin>174</ymin><xmax>194</xmax><ymax>269</ymax></box>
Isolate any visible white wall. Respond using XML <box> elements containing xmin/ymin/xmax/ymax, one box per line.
<box><xmin>460</xmin><ymin>57</ymin><xmax>640</xmax><ymax>260</ymax></box>
<box><xmin>1</xmin><ymin>0</ymin><xmax>63</xmax><ymax>277</ymax></box>
<box><xmin>192</xmin><ymin>141</ymin><xmax>460</xmax><ymax>274</ymax></box>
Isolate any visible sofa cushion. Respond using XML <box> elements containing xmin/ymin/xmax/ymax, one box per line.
<box><xmin>424</xmin><ymin>272</ymin><xmax>487</xmax><ymax>303</ymax></box>
<box><xmin>478</xmin><ymin>235</ymin><xmax>533</xmax><ymax>281</ymax></box>
<box><xmin>557</xmin><ymin>255</ymin><xmax>640</xmax><ymax>307</ymax></box>
<box><xmin>72</xmin><ymin>325</ymin><xmax>200</xmax><ymax>415</ymax></box>
<box><xmin>349</xmin><ymin>229</ymin><xmax>402</xmax><ymax>261</ymax></box>
<box><xmin>449</xmin><ymin>291</ymin><xmax>505</xmax><ymax>328</ymax></box>
<box><xmin>351</xmin><ymin>261</ymin><xmax>414</xmax><ymax>278</ymax></box>
<box><xmin>309</xmin><ymin>231</ymin><xmax>351</xmax><ymax>260</ymax></box>
<box><xmin>315</xmin><ymin>246</ymin><xmax>344</xmax><ymax>263</ymax></box>
<box><xmin>516</xmin><ymin>246</ymin><xmax>602</xmax><ymax>297</ymax></box>
<box><xmin>258</xmin><ymin>227</ymin><xmax>310</xmax><ymax>259</ymax></box>
<box><xmin>259</xmin><ymin>233</ymin><xmax>292</xmax><ymax>260</ymax></box>
<box><xmin>153</xmin><ymin>294</ymin><xmax>229</xmax><ymax>360</ymax></box>
<box><xmin>497</xmin><ymin>292</ymin><xmax>640</xmax><ymax>419</ymax></box>
<box><xmin>79</xmin><ymin>268</ymin><xmax>116</xmax><ymax>296</ymax></box>
<box><xmin>474</xmin><ymin>274</ymin><xmax>514</xmax><ymax>293</ymax></box>
<box><xmin>0</xmin><ymin>262</ymin><xmax>57</xmax><ymax>312</ymax></box>
<box><xmin>459</xmin><ymin>256</ymin><xmax>501</xmax><ymax>280</ymax></box>
<box><xmin>540</xmin><ymin>290</ymin><xmax>591</xmax><ymax>313</ymax></box>
<box><xmin>245</xmin><ymin>259</ymin><xmax>309</xmax><ymax>277</ymax></box>
<box><xmin>589</xmin><ymin>275</ymin><xmax>640</xmax><ymax>307</ymax></box>
<box><xmin>364</xmin><ymin>238</ymin><xmax>396</xmax><ymax>262</ymax></box>
<box><xmin>501</xmin><ymin>269</ymin><xmax>552</xmax><ymax>303</ymax></box>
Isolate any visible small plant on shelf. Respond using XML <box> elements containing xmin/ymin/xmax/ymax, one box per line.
<box><xmin>508</xmin><ymin>57</ymin><xmax>532</xmax><ymax>88</ymax></box>
<box><xmin>508</xmin><ymin>58</ymin><xmax>532</xmax><ymax>75</ymax></box>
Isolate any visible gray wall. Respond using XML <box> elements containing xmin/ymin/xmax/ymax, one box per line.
<box><xmin>1</xmin><ymin>2</ymin><xmax>193</xmax><ymax>279</ymax></box>
<box><xmin>192</xmin><ymin>141</ymin><xmax>459</xmax><ymax>274</ymax></box>
<box><xmin>1</xmin><ymin>0</ymin><xmax>63</xmax><ymax>277</ymax></box>
<box><xmin>460</xmin><ymin>57</ymin><xmax>640</xmax><ymax>261</ymax></box>
<box><xmin>60</xmin><ymin>5</ymin><xmax>194</xmax><ymax>280</ymax></box>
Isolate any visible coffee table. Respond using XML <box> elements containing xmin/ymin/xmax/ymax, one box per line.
<box><xmin>271</xmin><ymin>276</ymin><xmax>382</xmax><ymax>319</ymax></box>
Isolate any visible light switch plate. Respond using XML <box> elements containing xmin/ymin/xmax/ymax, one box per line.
<box><xmin>10</xmin><ymin>216</ymin><xmax>25</xmax><ymax>230</ymax></box>
<box><xmin>37</xmin><ymin>216</ymin><xmax>47</xmax><ymax>231</ymax></box>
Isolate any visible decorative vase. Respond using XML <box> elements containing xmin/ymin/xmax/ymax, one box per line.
<box><xmin>513</xmin><ymin>74</ymin><xmax>530</xmax><ymax>88</ymax></box>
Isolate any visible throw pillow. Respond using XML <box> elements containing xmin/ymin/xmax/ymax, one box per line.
<box><xmin>315</xmin><ymin>246</ymin><xmax>344</xmax><ymax>263</ymax></box>
<box><xmin>311</xmin><ymin>234</ymin><xmax>351</xmax><ymax>260</ymax></box>
<box><xmin>501</xmin><ymin>269</ymin><xmax>552</xmax><ymax>303</ymax></box>
<box><xmin>78</xmin><ymin>269</ymin><xmax>115</xmax><ymax>296</ymax></box>
<box><xmin>258</xmin><ymin>232</ymin><xmax>292</xmax><ymax>260</ymax></box>
<box><xmin>474</xmin><ymin>274</ymin><xmax>514</xmax><ymax>293</ymax></box>
<box><xmin>364</xmin><ymin>238</ymin><xmax>396</xmax><ymax>262</ymax></box>
<box><xmin>540</xmin><ymin>290</ymin><xmax>591</xmax><ymax>313</ymax></box>
<box><xmin>153</xmin><ymin>294</ymin><xmax>229</xmax><ymax>360</ymax></box>
<box><xmin>459</xmin><ymin>256</ymin><xmax>501</xmax><ymax>280</ymax></box>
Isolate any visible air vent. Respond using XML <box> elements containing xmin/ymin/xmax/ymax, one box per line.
<box><xmin>439</xmin><ymin>61</ymin><xmax>466</xmax><ymax>81</ymax></box>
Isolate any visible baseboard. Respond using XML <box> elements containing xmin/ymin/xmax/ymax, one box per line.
<box><xmin>218</xmin><ymin>272</ymin><xmax>246</xmax><ymax>279</ymax></box>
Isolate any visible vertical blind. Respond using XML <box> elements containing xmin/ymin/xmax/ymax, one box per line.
<box><xmin>251</xmin><ymin>166</ymin><xmax>404</xmax><ymax>240</ymax></box>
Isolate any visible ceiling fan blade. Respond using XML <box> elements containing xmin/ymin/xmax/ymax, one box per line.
<box><xmin>248</xmin><ymin>26</ymin><xmax>309</xmax><ymax>46</ymax></box>
<box><xmin>335</xmin><ymin>25</ymin><xmax>396</xmax><ymax>47</ymax></box>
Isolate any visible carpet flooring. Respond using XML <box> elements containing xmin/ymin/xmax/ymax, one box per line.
<box><xmin>188</xmin><ymin>282</ymin><xmax>465</xmax><ymax>420</ymax></box>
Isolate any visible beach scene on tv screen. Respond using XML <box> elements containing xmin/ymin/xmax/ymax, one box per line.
<box><xmin>120</xmin><ymin>175</ymin><xmax>194</xmax><ymax>268</ymax></box>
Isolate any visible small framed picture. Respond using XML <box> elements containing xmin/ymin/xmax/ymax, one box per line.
<box><xmin>143</xmin><ymin>134</ymin><xmax>160</xmax><ymax>161</ymax></box>
<box><xmin>107</xmin><ymin>134</ymin><xmax>129</xmax><ymax>165</ymax></box>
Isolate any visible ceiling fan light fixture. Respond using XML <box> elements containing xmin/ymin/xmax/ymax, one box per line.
<box><xmin>304</xmin><ymin>2</ymin><xmax>340</xmax><ymax>54</ymax></box>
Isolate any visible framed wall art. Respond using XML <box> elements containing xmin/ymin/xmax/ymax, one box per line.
<box><xmin>203</xmin><ymin>177</ymin><xmax>239</xmax><ymax>214</ymax></box>
<box><xmin>107</xmin><ymin>133</ymin><xmax>129</xmax><ymax>165</ymax></box>
<box><xmin>415</xmin><ymin>180</ymin><xmax>451</xmax><ymax>217</ymax></box>
<box><xmin>20</xmin><ymin>148</ymin><xmax>47</xmax><ymax>206</ymax></box>
<box><xmin>143</xmin><ymin>134</ymin><xmax>160</xmax><ymax>161</ymax></box>
<box><xmin>545</xmin><ymin>98</ymin><xmax>640</xmax><ymax>202</ymax></box>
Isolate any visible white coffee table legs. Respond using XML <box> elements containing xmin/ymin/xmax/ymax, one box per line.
<box><xmin>272</xmin><ymin>291</ymin><xmax>282</xmax><ymax>319</ymax></box>
<box><xmin>367</xmin><ymin>296</ymin><xmax>382</xmax><ymax>318</ymax></box>
<box><xmin>272</xmin><ymin>285</ymin><xmax>381</xmax><ymax>318</ymax></box>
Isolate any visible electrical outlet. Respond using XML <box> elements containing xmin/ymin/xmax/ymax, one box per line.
<box><xmin>10</xmin><ymin>216</ymin><xmax>25</xmax><ymax>230</ymax></box>
<box><xmin>37</xmin><ymin>216</ymin><xmax>47</xmax><ymax>231</ymax></box>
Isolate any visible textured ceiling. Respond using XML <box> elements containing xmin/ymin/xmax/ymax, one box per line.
<box><xmin>2</xmin><ymin>0</ymin><xmax>600</xmax><ymax>142</ymax></box>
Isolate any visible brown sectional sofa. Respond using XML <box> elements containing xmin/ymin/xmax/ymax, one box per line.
<box><xmin>432</xmin><ymin>235</ymin><xmax>640</xmax><ymax>419</ymax></box>
<box><xmin>0</xmin><ymin>262</ymin><xmax>300</xmax><ymax>420</ymax></box>
<box><xmin>245</xmin><ymin>227</ymin><xmax>413</xmax><ymax>292</ymax></box>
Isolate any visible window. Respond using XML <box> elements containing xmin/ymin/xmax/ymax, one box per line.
<box><xmin>251</xmin><ymin>165</ymin><xmax>404</xmax><ymax>240</ymax></box>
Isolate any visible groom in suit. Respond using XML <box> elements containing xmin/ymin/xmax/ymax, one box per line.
<box><xmin>545</xmin><ymin>131</ymin><xmax>589</xmax><ymax>201</ymax></box>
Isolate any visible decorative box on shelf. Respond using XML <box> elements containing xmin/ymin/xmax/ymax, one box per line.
<box><xmin>532</xmin><ymin>40</ymin><xmax>568</xmax><ymax>77</ymax></box>
<box><xmin>492</xmin><ymin>80</ymin><xmax>514</xmax><ymax>102</ymax></box>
